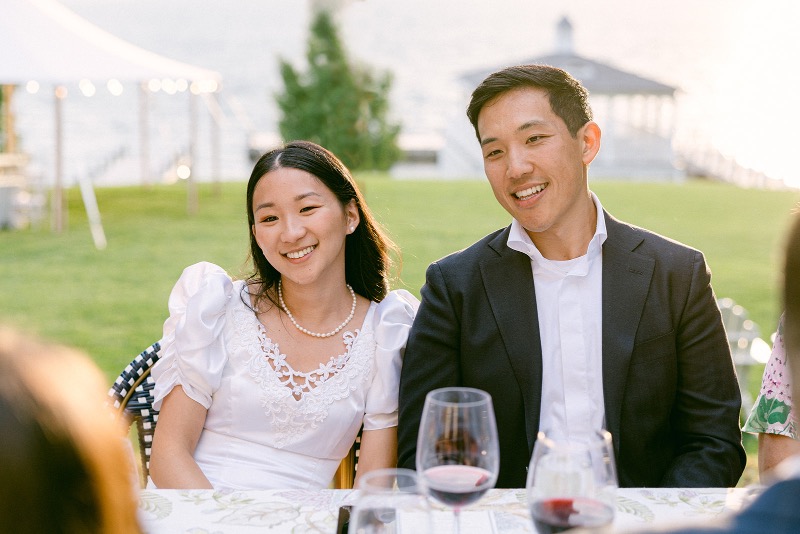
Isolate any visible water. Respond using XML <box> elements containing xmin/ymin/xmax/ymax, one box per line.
<box><xmin>11</xmin><ymin>0</ymin><xmax>800</xmax><ymax>187</ymax></box>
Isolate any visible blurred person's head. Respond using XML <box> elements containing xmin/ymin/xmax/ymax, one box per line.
<box><xmin>0</xmin><ymin>327</ymin><xmax>141</xmax><ymax>533</ymax></box>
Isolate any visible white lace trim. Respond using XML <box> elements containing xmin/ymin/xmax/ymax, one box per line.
<box><xmin>255</xmin><ymin>327</ymin><xmax>357</xmax><ymax>400</ymax></box>
<box><xmin>230</xmin><ymin>290</ymin><xmax>375</xmax><ymax>448</ymax></box>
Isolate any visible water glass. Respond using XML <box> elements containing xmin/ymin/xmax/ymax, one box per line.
<box><xmin>526</xmin><ymin>430</ymin><xmax>618</xmax><ymax>533</ymax></box>
<box><xmin>348</xmin><ymin>468</ymin><xmax>431</xmax><ymax>534</ymax></box>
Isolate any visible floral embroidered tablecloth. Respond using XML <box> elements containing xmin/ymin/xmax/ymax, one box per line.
<box><xmin>139</xmin><ymin>486</ymin><xmax>762</xmax><ymax>533</ymax></box>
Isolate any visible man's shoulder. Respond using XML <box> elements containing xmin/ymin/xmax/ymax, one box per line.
<box><xmin>433</xmin><ymin>227</ymin><xmax>510</xmax><ymax>268</ymax></box>
<box><xmin>605</xmin><ymin>213</ymin><xmax>702</xmax><ymax>258</ymax></box>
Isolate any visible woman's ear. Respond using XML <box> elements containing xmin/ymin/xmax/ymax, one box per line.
<box><xmin>345</xmin><ymin>200</ymin><xmax>360</xmax><ymax>234</ymax></box>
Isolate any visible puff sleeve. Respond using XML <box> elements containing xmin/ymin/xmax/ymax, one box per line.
<box><xmin>152</xmin><ymin>262</ymin><xmax>234</xmax><ymax>411</ymax></box>
<box><xmin>363</xmin><ymin>289</ymin><xmax>420</xmax><ymax>430</ymax></box>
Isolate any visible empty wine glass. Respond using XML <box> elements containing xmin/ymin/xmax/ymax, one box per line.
<box><xmin>526</xmin><ymin>429</ymin><xmax>618</xmax><ymax>533</ymax></box>
<box><xmin>348</xmin><ymin>468</ymin><xmax>431</xmax><ymax>533</ymax></box>
<box><xmin>416</xmin><ymin>387</ymin><xmax>499</xmax><ymax>534</ymax></box>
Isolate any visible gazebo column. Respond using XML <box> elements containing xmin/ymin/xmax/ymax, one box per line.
<box><xmin>604</xmin><ymin>95</ymin><xmax>617</xmax><ymax>166</ymax></box>
<box><xmin>647</xmin><ymin>95</ymin><xmax>659</xmax><ymax>134</ymax></box>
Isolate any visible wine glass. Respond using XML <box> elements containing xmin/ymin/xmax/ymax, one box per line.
<box><xmin>416</xmin><ymin>387</ymin><xmax>500</xmax><ymax>534</ymax></box>
<box><xmin>526</xmin><ymin>429</ymin><xmax>618</xmax><ymax>533</ymax></box>
<box><xmin>348</xmin><ymin>468</ymin><xmax>431</xmax><ymax>534</ymax></box>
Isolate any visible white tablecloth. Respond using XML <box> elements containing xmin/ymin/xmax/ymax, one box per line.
<box><xmin>139</xmin><ymin>486</ymin><xmax>763</xmax><ymax>533</ymax></box>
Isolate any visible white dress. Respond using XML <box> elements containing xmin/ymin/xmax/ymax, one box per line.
<box><xmin>151</xmin><ymin>262</ymin><xmax>419</xmax><ymax>491</ymax></box>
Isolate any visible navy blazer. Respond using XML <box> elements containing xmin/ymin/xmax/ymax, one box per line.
<box><xmin>398</xmin><ymin>211</ymin><xmax>746</xmax><ymax>488</ymax></box>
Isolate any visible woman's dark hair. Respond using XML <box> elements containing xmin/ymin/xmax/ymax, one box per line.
<box><xmin>245</xmin><ymin>140</ymin><xmax>396</xmax><ymax>307</ymax></box>
<box><xmin>466</xmin><ymin>64</ymin><xmax>593</xmax><ymax>139</ymax></box>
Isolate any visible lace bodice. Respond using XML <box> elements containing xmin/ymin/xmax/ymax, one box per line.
<box><xmin>255</xmin><ymin>327</ymin><xmax>357</xmax><ymax>399</ymax></box>
<box><xmin>244</xmin><ymin>308</ymin><xmax>377</xmax><ymax>448</ymax></box>
<box><xmin>150</xmin><ymin>262</ymin><xmax>419</xmax><ymax>490</ymax></box>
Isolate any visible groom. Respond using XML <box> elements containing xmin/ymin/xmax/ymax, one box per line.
<box><xmin>397</xmin><ymin>64</ymin><xmax>745</xmax><ymax>488</ymax></box>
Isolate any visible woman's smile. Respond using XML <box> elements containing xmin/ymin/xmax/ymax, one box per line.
<box><xmin>285</xmin><ymin>245</ymin><xmax>316</xmax><ymax>260</ymax></box>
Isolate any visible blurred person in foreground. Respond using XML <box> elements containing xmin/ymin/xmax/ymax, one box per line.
<box><xmin>149</xmin><ymin>141</ymin><xmax>417</xmax><ymax>490</ymax></box>
<box><xmin>398</xmin><ymin>64</ymin><xmax>745</xmax><ymax>488</ymax></box>
<box><xmin>630</xmin><ymin>199</ymin><xmax>800</xmax><ymax>532</ymax></box>
<box><xmin>0</xmin><ymin>326</ymin><xmax>141</xmax><ymax>534</ymax></box>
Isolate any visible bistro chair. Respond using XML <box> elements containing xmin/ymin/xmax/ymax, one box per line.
<box><xmin>107</xmin><ymin>341</ymin><xmax>361</xmax><ymax>489</ymax></box>
<box><xmin>717</xmin><ymin>297</ymin><xmax>768</xmax><ymax>418</ymax></box>
<box><xmin>333</xmin><ymin>430</ymin><xmax>362</xmax><ymax>489</ymax></box>
<box><xmin>107</xmin><ymin>342</ymin><xmax>162</xmax><ymax>487</ymax></box>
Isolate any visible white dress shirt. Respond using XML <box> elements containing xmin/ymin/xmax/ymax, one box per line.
<box><xmin>507</xmin><ymin>193</ymin><xmax>607</xmax><ymax>444</ymax></box>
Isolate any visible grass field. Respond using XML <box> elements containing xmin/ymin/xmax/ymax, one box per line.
<box><xmin>2</xmin><ymin>176</ymin><xmax>798</xmax><ymax>484</ymax></box>
<box><xmin>2</xmin><ymin>177</ymin><xmax>798</xmax><ymax>380</ymax></box>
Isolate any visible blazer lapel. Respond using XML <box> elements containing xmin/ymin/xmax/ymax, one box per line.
<box><xmin>601</xmin><ymin>213</ymin><xmax>654</xmax><ymax>454</ymax></box>
<box><xmin>480</xmin><ymin>229</ymin><xmax>542</xmax><ymax>453</ymax></box>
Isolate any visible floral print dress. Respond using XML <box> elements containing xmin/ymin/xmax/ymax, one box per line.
<box><xmin>743</xmin><ymin>314</ymin><xmax>797</xmax><ymax>439</ymax></box>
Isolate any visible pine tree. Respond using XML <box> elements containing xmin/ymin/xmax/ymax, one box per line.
<box><xmin>276</xmin><ymin>10</ymin><xmax>401</xmax><ymax>170</ymax></box>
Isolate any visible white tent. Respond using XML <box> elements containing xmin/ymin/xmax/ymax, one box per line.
<box><xmin>0</xmin><ymin>0</ymin><xmax>221</xmax><ymax>84</ymax></box>
<box><xmin>0</xmin><ymin>0</ymin><xmax>222</xmax><ymax>243</ymax></box>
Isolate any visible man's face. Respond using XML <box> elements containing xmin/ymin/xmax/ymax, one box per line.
<box><xmin>476</xmin><ymin>87</ymin><xmax>599</xmax><ymax>242</ymax></box>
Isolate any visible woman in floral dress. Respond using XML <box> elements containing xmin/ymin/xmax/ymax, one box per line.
<box><xmin>743</xmin><ymin>313</ymin><xmax>800</xmax><ymax>479</ymax></box>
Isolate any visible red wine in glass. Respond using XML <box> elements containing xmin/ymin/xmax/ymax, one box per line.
<box><xmin>530</xmin><ymin>497</ymin><xmax>614</xmax><ymax>534</ymax></box>
<box><xmin>417</xmin><ymin>387</ymin><xmax>499</xmax><ymax>534</ymax></box>
<box><xmin>423</xmin><ymin>465</ymin><xmax>493</xmax><ymax>508</ymax></box>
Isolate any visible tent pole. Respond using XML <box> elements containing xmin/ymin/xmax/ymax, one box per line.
<box><xmin>201</xmin><ymin>91</ymin><xmax>224</xmax><ymax>197</ymax></box>
<box><xmin>52</xmin><ymin>85</ymin><xmax>66</xmax><ymax>233</ymax></box>
<box><xmin>139</xmin><ymin>82</ymin><xmax>151</xmax><ymax>187</ymax></box>
<box><xmin>187</xmin><ymin>90</ymin><xmax>198</xmax><ymax>215</ymax></box>
<box><xmin>211</xmin><ymin>92</ymin><xmax>221</xmax><ymax>197</ymax></box>
<box><xmin>1</xmin><ymin>85</ymin><xmax>17</xmax><ymax>153</ymax></box>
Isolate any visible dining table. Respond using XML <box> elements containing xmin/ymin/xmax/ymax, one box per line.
<box><xmin>138</xmin><ymin>485</ymin><xmax>762</xmax><ymax>533</ymax></box>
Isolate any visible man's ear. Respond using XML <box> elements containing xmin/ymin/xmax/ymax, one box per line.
<box><xmin>580</xmin><ymin>121</ymin><xmax>601</xmax><ymax>165</ymax></box>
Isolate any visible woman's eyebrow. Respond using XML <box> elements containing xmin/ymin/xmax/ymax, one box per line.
<box><xmin>254</xmin><ymin>191</ymin><xmax>322</xmax><ymax>211</ymax></box>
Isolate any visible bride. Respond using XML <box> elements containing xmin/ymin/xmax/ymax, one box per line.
<box><xmin>149</xmin><ymin>141</ymin><xmax>418</xmax><ymax>490</ymax></box>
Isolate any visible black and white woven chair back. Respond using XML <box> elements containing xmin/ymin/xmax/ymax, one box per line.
<box><xmin>107</xmin><ymin>342</ymin><xmax>161</xmax><ymax>487</ymax></box>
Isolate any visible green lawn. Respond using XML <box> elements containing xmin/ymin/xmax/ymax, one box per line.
<box><xmin>2</xmin><ymin>176</ymin><xmax>798</xmax><ymax>485</ymax></box>
<box><xmin>2</xmin><ymin>177</ymin><xmax>797</xmax><ymax>382</ymax></box>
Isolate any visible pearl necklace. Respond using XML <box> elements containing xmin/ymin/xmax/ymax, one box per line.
<box><xmin>277</xmin><ymin>280</ymin><xmax>357</xmax><ymax>338</ymax></box>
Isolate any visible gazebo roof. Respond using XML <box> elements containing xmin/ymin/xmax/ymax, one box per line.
<box><xmin>462</xmin><ymin>17</ymin><xmax>676</xmax><ymax>97</ymax></box>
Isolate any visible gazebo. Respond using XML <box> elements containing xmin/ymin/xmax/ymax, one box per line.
<box><xmin>438</xmin><ymin>17</ymin><xmax>682</xmax><ymax>181</ymax></box>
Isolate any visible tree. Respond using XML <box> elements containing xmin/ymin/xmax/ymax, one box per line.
<box><xmin>276</xmin><ymin>10</ymin><xmax>401</xmax><ymax>170</ymax></box>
